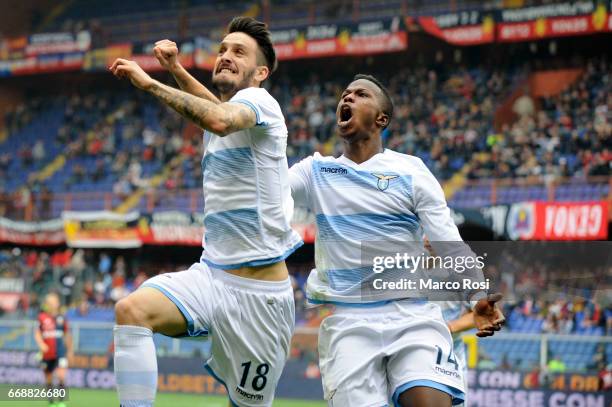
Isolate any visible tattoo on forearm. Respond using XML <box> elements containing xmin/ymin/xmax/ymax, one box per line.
<box><xmin>150</xmin><ymin>82</ymin><xmax>215</xmax><ymax>129</ymax></box>
<box><xmin>149</xmin><ymin>82</ymin><xmax>253</xmax><ymax>134</ymax></box>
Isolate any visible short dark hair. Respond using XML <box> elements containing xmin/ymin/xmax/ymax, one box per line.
<box><xmin>228</xmin><ymin>17</ymin><xmax>278</xmax><ymax>74</ymax></box>
<box><xmin>353</xmin><ymin>74</ymin><xmax>394</xmax><ymax>129</ymax></box>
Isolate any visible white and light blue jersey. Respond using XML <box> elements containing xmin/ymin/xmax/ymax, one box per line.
<box><xmin>289</xmin><ymin>149</ymin><xmax>462</xmax><ymax>305</ymax></box>
<box><xmin>200</xmin><ymin>87</ymin><xmax>303</xmax><ymax>269</ymax></box>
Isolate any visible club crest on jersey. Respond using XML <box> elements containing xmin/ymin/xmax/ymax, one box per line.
<box><xmin>372</xmin><ymin>173</ymin><xmax>399</xmax><ymax>191</ymax></box>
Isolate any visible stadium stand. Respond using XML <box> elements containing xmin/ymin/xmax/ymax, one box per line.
<box><xmin>0</xmin><ymin>90</ymin><xmax>201</xmax><ymax>218</ymax></box>
<box><xmin>1</xmin><ymin>56</ymin><xmax>609</xmax><ymax>218</ymax></box>
<box><xmin>44</xmin><ymin>0</ymin><xmax>493</xmax><ymax>44</ymax></box>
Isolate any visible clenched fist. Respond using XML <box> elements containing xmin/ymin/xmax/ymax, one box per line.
<box><xmin>154</xmin><ymin>39</ymin><xmax>179</xmax><ymax>70</ymax></box>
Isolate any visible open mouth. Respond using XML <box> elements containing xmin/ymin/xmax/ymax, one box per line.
<box><xmin>338</xmin><ymin>105</ymin><xmax>353</xmax><ymax>127</ymax></box>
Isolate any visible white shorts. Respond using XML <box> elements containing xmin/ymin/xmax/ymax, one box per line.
<box><xmin>318</xmin><ymin>301</ymin><xmax>465</xmax><ymax>407</ymax></box>
<box><xmin>142</xmin><ymin>263</ymin><xmax>295</xmax><ymax>407</ymax></box>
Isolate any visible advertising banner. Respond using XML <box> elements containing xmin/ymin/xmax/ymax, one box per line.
<box><xmin>0</xmin><ymin>217</ymin><xmax>65</xmax><ymax>245</ymax></box>
<box><xmin>0</xmin><ymin>31</ymin><xmax>90</xmax><ymax>76</ymax></box>
<box><xmin>83</xmin><ymin>43</ymin><xmax>132</xmax><ymax>71</ymax></box>
<box><xmin>62</xmin><ymin>211</ymin><xmax>142</xmax><ymax>248</ymax></box>
<box><xmin>415</xmin><ymin>10</ymin><xmax>495</xmax><ymax>45</ymax></box>
<box><xmin>0</xmin><ymin>200</ymin><xmax>606</xmax><ymax>248</ymax></box>
<box><xmin>468</xmin><ymin>369</ymin><xmax>610</xmax><ymax>407</ymax></box>
<box><xmin>271</xmin><ymin>18</ymin><xmax>407</xmax><ymax>60</ymax></box>
<box><xmin>138</xmin><ymin>211</ymin><xmax>204</xmax><ymax>246</ymax></box>
<box><xmin>0</xmin><ymin>352</ymin><xmax>607</xmax><ymax>403</ymax></box>
<box><xmin>0</xmin><ymin>53</ymin><xmax>85</xmax><ymax>76</ymax></box>
<box><xmin>534</xmin><ymin>201</ymin><xmax>608</xmax><ymax>240</ymax></box>
<box><xmin>456</xmin><ymin>200</ymin><xmax>609</xmax><ymax>241</ymax></box>
<box><xmin>503</xmin><ymin>201</ymin><xmax>608</xmax><ymax>240</ymax></box>
<box><xmin>25</xmin><ymin>31</ymin><xmax>91</xmax><ymax>56</ymax></box>
<box><xmin>496</xmin><ymin>1</ymin><xmax>610</xmax><ymax>42</ymax></box>
<box><xmin>136</xmin><ymin>209</ymin><xmax>316</xmax><ymax>246</ymax></box>
<box><xmin>0</xmin><ymin>350</ymin><xmax>227</xmax><ymax>395</ymax></box>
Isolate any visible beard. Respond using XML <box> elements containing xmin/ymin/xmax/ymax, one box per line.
<box><xmin>212</xmin><ymin>68</ymin><xmax>257</xmax><ymax>96</ymax></box>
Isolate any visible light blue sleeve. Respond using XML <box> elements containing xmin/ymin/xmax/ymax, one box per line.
<box><xmin>229</xmin><ymin>87</ymin><xmax>281</xmax><ymax>127</ymax></box>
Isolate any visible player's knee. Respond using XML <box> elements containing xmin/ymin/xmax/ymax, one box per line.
<box><xmin>115</xmin><ymin>295</ymin><xmax>151</xmax><ymax>328</ymax></box>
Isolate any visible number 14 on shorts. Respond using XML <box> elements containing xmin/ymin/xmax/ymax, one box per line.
<box><xmin>435</xmin><ymin>346</ymin><xmax>459</xmax><ymax>370</ymax></box>
<box><xmin>239</xmin><ymin>361</ymin><xmax>270</xmax><ymax>391</ymax></box>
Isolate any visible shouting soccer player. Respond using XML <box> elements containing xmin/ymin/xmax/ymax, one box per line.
<box><xmin>289</xmin><ymin>75</ymin><xmax>505</xmax><ymax>406</ymax></box>
<box><xmin>110</xmin><ymin>17</ymin><xmax>302</xmax><ymax>407</ymax></box>
<box><xmin>35</xmin><ymin>292</ymin><xmax>72</xmax><ymax>407</ymax></box>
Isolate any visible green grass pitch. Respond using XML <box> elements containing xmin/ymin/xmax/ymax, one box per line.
<box><xmin>0</xmin><ymin>388</ymin><xmax>327</xmax><ymax>406</ymax></box>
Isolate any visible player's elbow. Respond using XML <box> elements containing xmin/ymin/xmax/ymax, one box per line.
<box><xmin>208</xmin><ymin>119</ymin><xmax>231</xmax><ymax>136</ymax></box>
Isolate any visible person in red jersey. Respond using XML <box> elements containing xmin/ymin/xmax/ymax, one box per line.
<box><xmin>35</xmin><ymin>292</ymin><xmax>73</xmax><ymax>407</ymax></box>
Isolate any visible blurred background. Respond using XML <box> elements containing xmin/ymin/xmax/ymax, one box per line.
<box><xmin>0</xmin><ymin>0</ymin><xmax>610</xmax><ymax>405</ymax></box>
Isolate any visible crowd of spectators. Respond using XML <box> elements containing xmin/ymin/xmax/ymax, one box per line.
<box><xmin>0</xmin><ymin>248</ymin><xmax>147</xmax><ymax>317</ymax></box>
<box><xmin>509</xmin><ymin>295</ymin><xmax>611</xmax><ymax>335</ymax></box>
<box><xmin>56</xmin><ymin>92</ymin><xmax>199</xmax><ymax>194</ymax></box>
<box><xmin>1</xmin><ymin>98</ymin><xmax>53</xmax><ymax>190</ymax></box>
<box><xmin>0</xmin><ymin>90</ymin><xmax>203</xmax><ymax>219</ymax></box>
<box><xmin>470</xmin><ymin>58</ymin><xmax>611</xmax><ymax>181</ymax></box>
<box><xmin>3</xmin><ymin>97</ymin><xmax>48</xmax><ymax>137</ymax></box>
<box><xmin>0</xmin><ymin>247</ymin><xmax>322</xmax><ymax>336</ymax></box>
<box><xmin>489</xmin><ymin>245</ymin><xmax>612</xmax><ymax>336</ymax></box>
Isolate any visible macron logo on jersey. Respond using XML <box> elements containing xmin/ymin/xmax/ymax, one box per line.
<box><xmin>320</xmin><ymin>166</ymin><xmax>348</xmax><ymax>175</ymax></box>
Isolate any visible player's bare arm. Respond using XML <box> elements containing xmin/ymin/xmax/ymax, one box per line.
<box><xmin>153</xmin><ymin>39</ymin><xmax>221</xmax><ymax>104</ymax></box>
<box><xmin>109</xmin><ymin>58</ymin><xmax>255</xmax><ymax>135</ymax></box>
<box><xmin>447</xmin><ymin>311</ymin><xmax>475</xmax><ymax>334</ymax></box>
<box><xmin>34</xmin><ymin>328</ymin><xmax>49</xmax><ymax>353</ymax></box>
<box><xmin>147</xmin><ymin>81</ymin><xmax>256</xmax><ymax>135</ymax></box>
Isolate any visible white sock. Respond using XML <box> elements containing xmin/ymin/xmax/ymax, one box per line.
<box><xmin>114</xmin><ymin>325</ymin><xmax>157</xmax><ymax>407</ymax></box>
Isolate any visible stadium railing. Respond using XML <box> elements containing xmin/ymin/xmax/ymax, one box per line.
<box><xmin>450</xmin><ymin>176</ymin><xmax>612</xmax><ymax>208</ymax></box>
